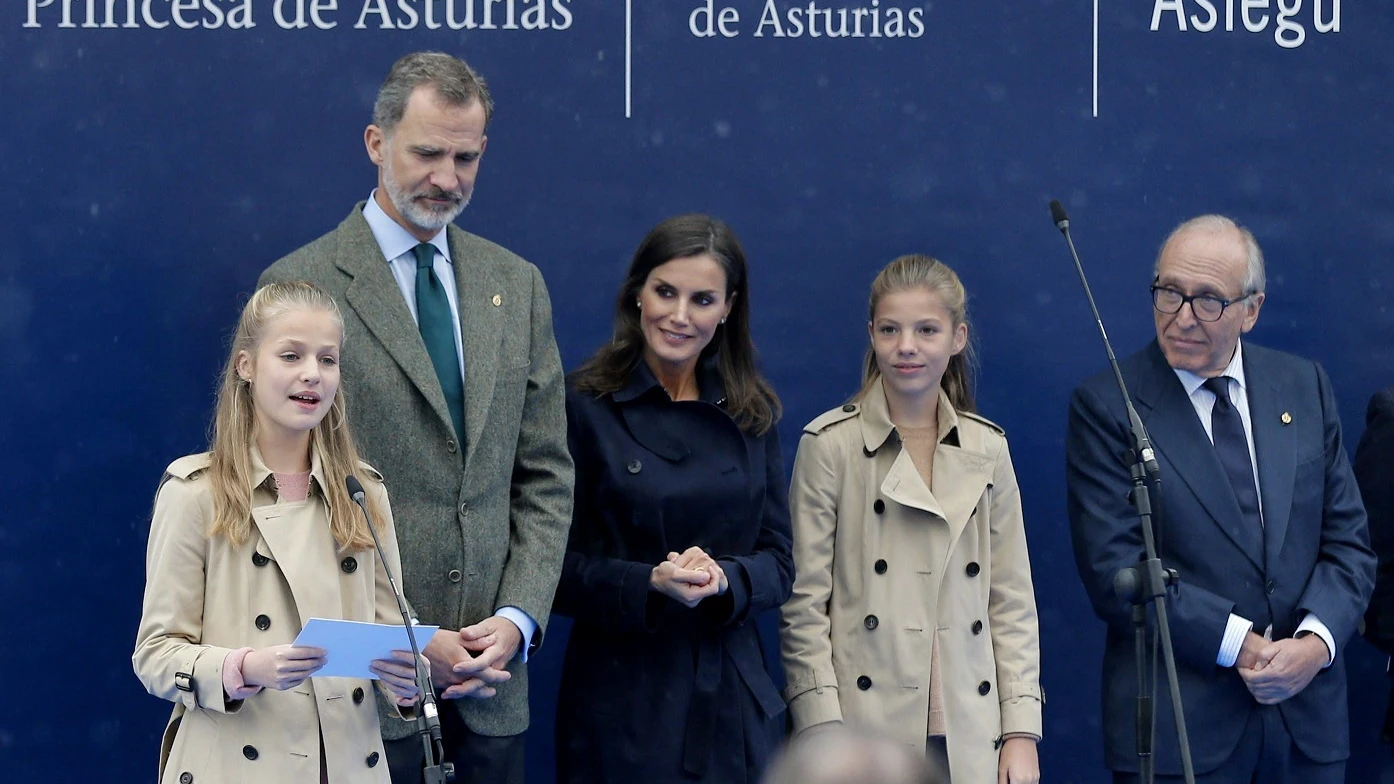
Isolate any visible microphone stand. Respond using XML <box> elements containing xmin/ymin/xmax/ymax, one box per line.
<box><xmin>1049</xmin><ymin>201</ymin><xmax>1195</xmax><ymax>784</ymax></box>
<box><xmin>348</xmin><ymin>476</ymin><xmax>454</xmax><ymax>784</ymax></box>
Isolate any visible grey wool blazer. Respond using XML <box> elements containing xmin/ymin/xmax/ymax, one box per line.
<box><xmin>259</xmin><ymin>204</ymin><xmax>575</xmax><ymax>737</ymax></box>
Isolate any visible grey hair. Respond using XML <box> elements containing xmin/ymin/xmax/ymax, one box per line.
<box><xmin>372</xmin><ymin>51</ymin><xmax>494</xmax><ymax>133</ymax></box>
<box><xmin>1154</xmin><ymin>214</ymin><xmax>1266</xmax><ymax>295</ymax></box>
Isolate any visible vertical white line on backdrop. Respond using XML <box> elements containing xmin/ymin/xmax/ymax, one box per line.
<box><xmin>626</xmin><ymin>0</ymin><xmax>633</xmax><ymax>118</ymax></box>
<box><xmin>1093</xmin><ymin>0</ymin><xmax>1099</xmax><ymax>117</ymax></box>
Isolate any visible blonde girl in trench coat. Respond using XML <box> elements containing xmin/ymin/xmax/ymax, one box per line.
<box><xmin>134</xmin><ymin>282</ymin><xmax>423</xmax><ymax>784</ymax></box>
<box><xmin>780</xmin><ymin>255</ymin><xmax>1043</xmax><ymax>783</ymax></box>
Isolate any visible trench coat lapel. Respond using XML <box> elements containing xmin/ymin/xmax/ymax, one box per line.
<box><xmin>333</xmin><ymin>206</ymin><xmax>458</xmax><ymax>446</ymax></box>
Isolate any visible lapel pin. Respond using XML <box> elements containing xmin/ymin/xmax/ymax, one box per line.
<box><xmin>1281</xmin><ymin>412</ymin><xmax>1292</xmax><ymax>425</ymax></box>
<box><xmin>491</xmin><ymin>294</ymin><xmax>502</xmax><ymax>307</ymax></box>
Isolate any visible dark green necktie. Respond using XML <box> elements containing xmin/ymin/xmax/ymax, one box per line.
<box><xmin>413</xmin><ymin>242</ymin><xmax>465</xmax><ymax>446</ymax></box>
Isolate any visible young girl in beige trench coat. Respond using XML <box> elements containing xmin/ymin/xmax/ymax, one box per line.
<box><xmin>133</xmin><ymin>282</ymin><xmax>423</xmax><ymax>784</ymax></box>
<box><xmin>780</xmin><ymin>256</ymin><xmax>1043</xmax><ymax>784</ymax></box>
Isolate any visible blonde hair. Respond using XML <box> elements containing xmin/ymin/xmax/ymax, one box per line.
<box><xmin>206</xmin><ymin>281</ymin><xmax>379</xmax><ymax>550</ymax></box>
<box><xmin>857</xmin><ymin>254</ymin><xmax>977</xmax><ymax>414</ymax></box>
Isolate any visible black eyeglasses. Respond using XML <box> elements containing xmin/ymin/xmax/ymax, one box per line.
<box><xmin>1150</xmin><ymin>284</ymin><xmax>1253</xmax><ymax>323</ymax></box>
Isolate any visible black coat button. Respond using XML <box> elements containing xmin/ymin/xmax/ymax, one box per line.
<box><xmin>1266</xmin><ymin>579</ymin><xmax>1276</xmax><ymax>594</ymax></box>
<box><xmin>873</xmin><ymin>499</ymin><xmax>886</xmax><ymax>515</ymax></box>
<box><xmin>255</xmin><ymin>614</ymin><xmax>271</xmax><ymax>631</ymax></box>
<box><xmin>874</xmin><ymin>559</ymin><xmax>888</xmax><ymax>574</ymax></box>
<box><xmin>864</xmin><ymin>615</ymin><xmax>879</xmax><ymax>630</ymax></box>
<box><xmin>966</xmin><ymin>562</ymin><xmax>981</xmax><ymax>577</ymax></box>
<box><xmin>978</xmin><ymin>680</ymin><xmax>991</xmax><ymax>696</ymax></box>
<box><xmin>856</xmin><ymin>675</ymin><xmax>872</xmax><ymax>690</ymax></box>
<box><xmin>180</xmin><ymin>774</ymin><xmax>193</xmax><ymax>784</ymax></box>
<box><xmin>972</xmin><ymin>620</ymin><xmax>983</xmax><ymax>635</ymax></box>
<box><xmin>627</xmin><ymin>459</ymin><xmax>642</xmax><ymax>474</ymax></box>
<box><xmin>242</xmin><ymin>745</ymin><xmax>258</xmax><ymax>760</ymax></box>
<box><xmin>448</xmin><ymin>569</ymin><xmax>463</xmax><ymax>583</ymax></box>
<box><xmin>341</xmin><ymin>557</ymin><xmax>358</xmax><ymax>574</ymax></box>
<box><xmin>251</xmin><ymin>552</ymin><xmax>269</xmax><ymax>567</ymax></box>
<box><xmin>353</xmin><ymin>687</ymin><xmax>365</xmax><ymax>704</ymax></box>
<box><xmin>366</xmin><ymin>752</ymin><xmax>380</xmax><ymax>768</ymax></box>
<box><xmin>842</xmin><ymin>404</ymin><xmax>856</xmax><ymax>413</ymax></box>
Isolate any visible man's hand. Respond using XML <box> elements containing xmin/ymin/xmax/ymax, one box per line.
<box><xmin>450</xmin><ymin>616</ymin><xmax>523</xmax><ymax>700</ymax></box>
<box><xmin>1237</xmin><ymin>634</ymin><xmax>1329</xmax><ymax>704</ymax></box>
<box><xmin>422</xmin><ymin>628</ymin><xmax>510</xmax><ymax>700</ymax></box>
<box><xmin>1234</xmin><ymin>631</ymin><xmax>1269</xmax><ymax>670</ymax></box>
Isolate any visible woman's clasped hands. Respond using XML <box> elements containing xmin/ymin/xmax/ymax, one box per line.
<box><xmin>649</xmin><ymin>546</ymin><xmax>729</xmax><ymax>608</ymax></box>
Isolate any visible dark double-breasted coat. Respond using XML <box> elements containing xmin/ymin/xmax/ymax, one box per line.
<box><xmin>553</xmin><ymin>360</ymin><xmax>794</xmax><ymax>783</ymax></box>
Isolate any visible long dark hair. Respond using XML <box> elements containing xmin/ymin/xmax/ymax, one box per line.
<box><xmin>572</xmin><ymin>213</ymin><xmax>781</xmax><ymax>435</ymax></box>
<box><xmin>856</xmin><ymin>254</ymin><xmax>977</xmax><ymax>414</ymax></box>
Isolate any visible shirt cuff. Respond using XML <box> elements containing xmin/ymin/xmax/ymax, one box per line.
<box><xmin>494</xmin><ymin>607</ymin><xmax>536</xmax><ymax>663</ymax></box>
<box><xmin>1296</xmin><ymin>614</ymin><xmax>1336</xmax><ymax>667</ymax></box>
<box><xmin>1218</xmin><ymin>614</ymin><xmax>1254</xmax><ymax>668</ymax></box>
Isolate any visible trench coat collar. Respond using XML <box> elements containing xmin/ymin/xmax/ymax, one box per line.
<box><xmin>248</xmin><ymin>442</ymin><xmax>328</xmax><ymax>502</ymax></box>
<box><xmin>612</xmin><ymin>353</ymin><xmax>728</xmax><ymax>406</ymax></box>
<box><xmin>858</xmin><ymin>378</ymin><xmax>960</xmax><ymax>453</ymax></box>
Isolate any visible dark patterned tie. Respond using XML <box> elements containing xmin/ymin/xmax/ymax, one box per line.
<box><xmin>1203</xmin><ymin>376</ymin><xmax>1261</xmax><ymax>527</ymax></box>
<box><xmin>413</xmin><ymin>242</ymin><xmax>465</xmax><ymax>446</ymax></box>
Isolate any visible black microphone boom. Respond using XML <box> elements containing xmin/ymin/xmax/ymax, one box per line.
<box><xmin>1048</xmin><ymin>201</ymin><xmax>1193</xmax><ymax>784</ymax></box>
<box><xmin>346</xmin><ymin>475</ymin><xmax>453</xmax><ymax>784</ymax></box>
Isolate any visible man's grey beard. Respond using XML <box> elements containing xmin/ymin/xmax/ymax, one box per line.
<box><xmin>383</xmin><ymin>156</ymin><xmax>470</xmax><ymax>234</ymax></box>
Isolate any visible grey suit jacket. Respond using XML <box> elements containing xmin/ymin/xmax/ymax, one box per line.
<box><xmin>260</xmin><ymin>204</ymin><xmax>574</xmax><ymax>737</ymax></box>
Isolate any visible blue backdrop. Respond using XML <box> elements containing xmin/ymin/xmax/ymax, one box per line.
<box><xmin>4</xmin><ymin>1</ymin><xmax>1393</xmax><ymax>781</ymax></box>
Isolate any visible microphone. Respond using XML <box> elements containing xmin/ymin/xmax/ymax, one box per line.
<box><xmin>1048</xmin><ymin>201</ymin><xmax>1158</xmax><ymax>478</ymax></box>
<box><xmin>1048</xmin><ymin>200</ymin><xmax>1194</xmax><ymax>784</ymax></box>
<box><xmin>346</xmin><ymin>475</ymin><xmax>453</xmax><ymax>784</ymax></box>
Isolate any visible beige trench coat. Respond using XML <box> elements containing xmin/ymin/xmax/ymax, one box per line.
<box><xmin>780</xmin><ymin>381</ymin><xmax>1042</xmax><ymax>782</ymax></box>
<box><xmin>133</xmin><ymin>451</ymin><xmax>408</xmax><ymax>784</ymax></box>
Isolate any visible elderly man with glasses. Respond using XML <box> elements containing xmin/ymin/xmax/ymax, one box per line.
<box><xmin>1065</xmin><ymin>214</ymin><xmax>1374</xmax><ymax>784</ymax></box>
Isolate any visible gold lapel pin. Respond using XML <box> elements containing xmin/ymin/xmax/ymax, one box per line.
<box><xmin>1281</xmin><ymin>412</ymin><xmax>1292</xmax><ymax>425</ymax></box>
<box><xmin>491</xmin><ymin>294</ymin><xmax>502</xmax><ymax>307</ymax></box>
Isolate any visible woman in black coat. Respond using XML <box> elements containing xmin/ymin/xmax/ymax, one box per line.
<box><xmin>553</xmin><ymin>213</ymin><xmax>794</xmax><ymax>783</ymax></box>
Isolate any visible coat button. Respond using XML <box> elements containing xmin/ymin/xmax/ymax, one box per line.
<box><xmin>459</xmin><ymin>502</ymin><xmax>468</xmax><ymax>516</ymax></box>
<box><xmin>366</xmin><ymin>751</ymin><xmax>380</xmax><ymax>768</ymax></box>
<box><xmin>972</xmin><ymin>620</ymin><xmax>983</xmax><ymax>635</ymax></box>
<box><xmin>864</xmin><ymin>615</ymin><xmax>879</xmax><ymax>630</ymax></box>
<box><xmin>856</xmin><ymin>675</ymin><xmax>872</xmax><ymax>690</ymax></box>
<box><xmin>873</xmin><ymin>499</ymin><xmax>886</xmax><ymax>515</ymax></box>
<box><xmin>627</xmin><ymin>459</ymin><xmax>642</xmax><ymax>474</ymax></box>
<box><xmin>446</xmin><ymin>439</ymin><xmax>458</xmax><ymax>453</ymax></box>
<box><xmin>242</xmin><ymin>745</ymin><xmax>259</xmax><ymax>760</ymax></box>
<box><xmin>180</xmin><ymin>774</ymin><xmax>193</xmax><ymax>784</ymax></box>
<box><xmin>978</xmin><ymin>680</ymin><xmax>991</xmax><ymax>696</ymax></box>
<box><xmin>874</xmin><ymin>559</ymin><xmax>887</xmax><ymax>574</ymax></box>
<box><xmin>255</xmin><ymin>614</ymin><xmax>271</xmax><ymax>631</ymax></box>
<box><xmin>1266</xmin><ymin>579</ymin><xmax>1276</xmax><ymax>595</ymax></box>
<box><xmin>251</xmin><ymin>552</ymin><xmax>269</xmax><ymax>567</ymax></box>
<box><xmin>448</xmin><ymin>569</ymin><xmax>463</xmax><ymax>583</ymax></box>
<box><xmin>341</xmin><ymin>557</ymin><xmax>358</xmax><ymax>574</ymax></box>
<box><xmin>966</xmin><ymin>562</ymin><xmax>981</xmax><ymax>577</ymax></box>
<box><xmin>353</xmin><ymin>687</ymin><xmax>365</xmax><ymax>704</ymax></box>
<box><xmin>842</xmin><ymin>404</ymin><xmax>856</xmax><ymax>413</ymax></box>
